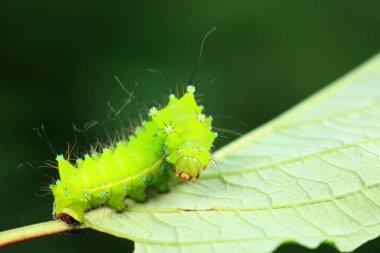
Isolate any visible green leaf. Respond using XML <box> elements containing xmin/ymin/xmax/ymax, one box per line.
<box><xmin>84</xmin><ymin>53</ymin><xmax>380</xmax><ymax>253</ymax></box>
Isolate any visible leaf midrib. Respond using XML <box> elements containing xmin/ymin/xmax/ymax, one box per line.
<box><xmin>86</xmin><ymin>177</ymin><xmax>379</xmax><ymax>214</ymax></box>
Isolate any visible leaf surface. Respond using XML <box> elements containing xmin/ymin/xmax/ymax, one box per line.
<box><xmin>85</xmin><ymin>53</ymin><xmax>380</xmax><ymax>253</ymax></box>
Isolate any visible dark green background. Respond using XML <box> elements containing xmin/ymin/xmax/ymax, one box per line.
<box><xmin>1</xmin><ymin>1</ymin><xmax>380</xmax><ymax>252</ymax></box>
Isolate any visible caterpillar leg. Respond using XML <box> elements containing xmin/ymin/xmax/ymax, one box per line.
<box><xmin>152</xmin><ymin>163</ymin><xmax>173</xmax><ymax>192</ymax></box>
<box><xmin>129</xmin><ymin>185</ymin><xmax>147</xmax><ymax>202</ymax></box>
<box><xmin>107</xmin><ymin>195</ymin><xmax>127</xmax><ymax>212</ymax></box>
<box><xmin>153</xmin><ymin>173</ymin><xmax>171</xmax><ymax>192</ymax></box>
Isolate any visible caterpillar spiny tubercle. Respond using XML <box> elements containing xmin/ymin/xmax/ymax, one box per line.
<box><xmin>50</xmin><ymin>85</ymin><xmax>217</xmax><ymax>224</ymax></box>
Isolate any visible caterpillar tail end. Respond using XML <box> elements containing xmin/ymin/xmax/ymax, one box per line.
<box><xmin>53</xmin><ymin>202</ymin><xmax>84</xmax><ymax>225</ymax></box>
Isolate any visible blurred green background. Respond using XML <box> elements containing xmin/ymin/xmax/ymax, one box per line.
<box><xmin>1</xmin><ymin>1</ymin><xmax>380</xmax><ymax>252</ymax></box>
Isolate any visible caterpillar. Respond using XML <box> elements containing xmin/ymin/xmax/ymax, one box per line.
<box><xmin>49</xmin><ymin>85</ymin><xmax>217</xmax><ymax>224</ymax></box>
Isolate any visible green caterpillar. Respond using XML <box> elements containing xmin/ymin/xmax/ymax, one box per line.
<box><xmin>50</xmin><ymin>85</ymin><xmax>217</xmax><ymax>224</ymax></box>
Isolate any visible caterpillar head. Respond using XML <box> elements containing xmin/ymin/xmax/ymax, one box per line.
<box><xmin>174</xmin><ymin>156</ymin><xmax>204</xmax><ymax>182</ymax></box>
